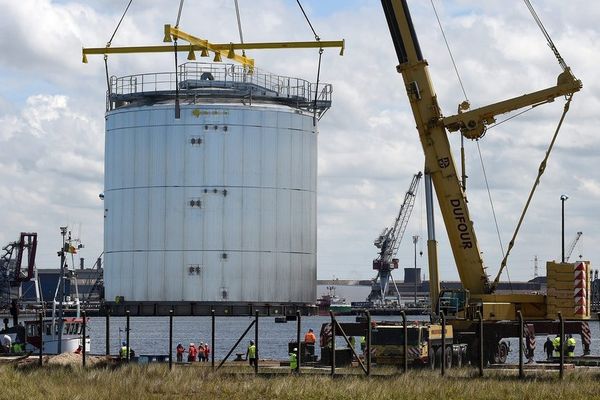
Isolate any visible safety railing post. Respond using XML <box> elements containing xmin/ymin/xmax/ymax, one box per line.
<box><xmin>254</xmin><ymin>310</ymin><xmax>259</xmax><ymax>375</ymax></box>
<box><xmin>126</xmin><ymin>310</ymin><xmax>130</xmax><ymax>363</ymax></box>
<box><xmin>559</xmin><ymin>312</ymin><xmax>564</xmax><ymax>380</ymax></box>
<box><xmin>401</xmin><ymin>310</ymin><xmax>408</xmax><ymax>373</ymax></box>
<box><xmin>330</xmin><ymin>311</ymin><xmax>336</xmax><ymax>376</ymax></box>
<box><xmin>82</xmin><ymin>310</ymin><xmax>87</xmax><ymax>368</ymax></box>
<box><xmin>441</xmin><ymin>311</ymin><xmax>446</xmax><ymax>377</ymax></box>
<box><xmin>296</xmin><ymin>310</ymin><xmax>301</xmax><ymax>374</ymax></box>
<box><xmin>105</xmin><ymin>310</ymin><xmax>110</xmax><ymax>356</ymax></box>
<box><xmin>169</xmin><ymin>309</ymin><xmax>173</xmax><ymax>371</ymax></box>
<box><xmin>517</xmin><ymin>310</ymin><xmax>524</xmax><ymax>379</ymax></box>
<box><xmin>477</xmin><ymin>310</ymin><xmax>484</xmax><ymax>377</ymax></box>
<box><xmin>211</xmin><ymin>309</ymin><xmax>215</xmax><ymax>371</ymax></box>
<box><xmin>366</xmin><ymin>311</ymin><xmax>371</xmax><ymax>376</ymax></box>
<box><xmin>38</xmin><ymin>313</ymin><xmax>43</xmax><ymax>367</ymax></box>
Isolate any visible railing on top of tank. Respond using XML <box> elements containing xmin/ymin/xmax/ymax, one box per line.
<box><xmin>109</xmin><ymin>62</ymin><xmax>332</xmax><ymax>106</ymax></box>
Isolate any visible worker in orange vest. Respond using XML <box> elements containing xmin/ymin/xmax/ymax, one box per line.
<box><xmin>188</xmin><ymin>343</ymin><xmax>197</xmax><ymax>362</ymax></box>
<box><xmin>176</xmin><ymin>343</ymin><xmax>185</xmax><ymax>362</ymax></box>
<box><xmin>304</xmin><ymin>328</ymin><xmax>316</xmax><ymax>344</ymax></box>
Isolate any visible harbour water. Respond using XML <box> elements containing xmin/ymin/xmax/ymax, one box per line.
<box><xmin>85</xmin><ymin>315</ymin><xmax>600</xmax><ymax>364</ymax></box>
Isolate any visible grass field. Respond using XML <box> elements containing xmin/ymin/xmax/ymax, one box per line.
<box><xmin>3</xmin><ymin>363</ymin><xmax>600</xmax><ymax>400</ymax></box>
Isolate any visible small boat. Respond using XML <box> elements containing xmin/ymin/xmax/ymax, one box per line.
<box><xmin>23</xmin><ymin>228</ymin><xmax>91</xmax><ymax>354</ymax></box>
<box><xmin>317</xmin><ymin>285</ymin><xmax>352</xmax><ymax>315</ymax></box>
<box><xmin>24</xmin><ymin>317</ymin><xmax>90</xmax><ymax>354</ymax></box>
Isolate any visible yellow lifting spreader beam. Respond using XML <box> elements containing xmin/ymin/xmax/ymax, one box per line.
<box><xmin>82</xmin><ymin>24</ymin><xmax>344</xmax><ymax>70</ymax></box>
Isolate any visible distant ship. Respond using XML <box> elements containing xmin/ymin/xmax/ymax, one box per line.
<box><xmin>316</xmin><ymin>285</ymin><xmax>352</xmax><ymax>315</ymax></box>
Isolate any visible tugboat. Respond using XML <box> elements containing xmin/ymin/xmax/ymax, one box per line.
<box><xmin>316</xmin><ymin>285</ymin><xmax>352</xmax><ymax>315</ymax></box>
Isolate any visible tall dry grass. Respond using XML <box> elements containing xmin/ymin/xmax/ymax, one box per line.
<box><xmin>3</xmin><ymin>364</ymin><xmax>600</xmax><ymax>400</ymax></box>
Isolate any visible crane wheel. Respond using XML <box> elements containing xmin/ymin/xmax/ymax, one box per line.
<box><xmin>444</xmin><ymin>346</ymin><xmax>453</xmax><ymax>369</ymax></box>
<box><xmin>428</xmin><ymin>346</ymin><xmax>436</xmax><ymax>370</ymax></box>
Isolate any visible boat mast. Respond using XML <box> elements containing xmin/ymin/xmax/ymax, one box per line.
<box><xmin>57</xmin><ymin>226</ymin><xmax>68</xmax><ymax>354</ymax></box>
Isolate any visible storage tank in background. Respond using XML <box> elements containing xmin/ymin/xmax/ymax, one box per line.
<box><xmin>103</xmin><ymin>62</ymin><xmax>332</xmax><ymax>315</ymax></box>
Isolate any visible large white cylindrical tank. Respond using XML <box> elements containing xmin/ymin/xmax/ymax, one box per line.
<box><xmin>103</xmin><ymin>63</ymin><xmax>330</xmax><ymax>308</ymax></box>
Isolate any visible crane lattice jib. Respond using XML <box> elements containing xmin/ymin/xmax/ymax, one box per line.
<box><xmin>382</xmin><ymin>172</ymin><xmax>422</xmax><ymax>263</ymax></box>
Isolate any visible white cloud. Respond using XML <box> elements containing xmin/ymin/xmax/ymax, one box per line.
<box><xmin>0</xmin><ymin>0</ymin><xmax>598</xmax><ymax>292</ymax></box>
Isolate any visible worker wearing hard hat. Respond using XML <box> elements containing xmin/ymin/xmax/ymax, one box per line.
<box><xmin>289</xmin><ymin>347</ymin><xmax>298</xmax><ymax>373</ymax></box>
<box><xmin>552</xmin><ymin>335</ymin><xmax>561</xmax><ymax>358</ymax></box>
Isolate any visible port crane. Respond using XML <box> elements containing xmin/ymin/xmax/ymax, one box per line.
<box><xmin>368</xmin><ymin>171</ymin><xmax>422</xmax><ymax>305</ymax></box>
<box><xmin>382</xmin><ymin>0</ymin><xmax>591</xmax><ymax>362</ymax></box>
<box><xmin>565</xmin><ymin>232</ymin><xmax>583</xmax><ymax>262</ymax></box>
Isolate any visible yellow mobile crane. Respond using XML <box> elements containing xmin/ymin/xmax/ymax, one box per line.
<box><xmin>381</xmin><ymin>0</ymin><xmax>592</xmax><ymax>363</ymax></box>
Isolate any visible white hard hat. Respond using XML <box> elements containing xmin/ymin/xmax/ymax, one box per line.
<box><xmin>293</xmin><ymin>348</ymin><xmax>298</xmax><ymax>351</ymax></box>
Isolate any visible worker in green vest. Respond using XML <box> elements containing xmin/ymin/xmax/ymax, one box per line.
<box><xmin>360</xmin><ymin>336</ymin><xmax>366</xmax><ymax>352</ymax></box>
<box><xmin>567</xmin><ymin>335</ymin><xmax>576</xmax><ymax>357</ymax></box>
<box><xmin>119</xmin><ymin>341</ymin><xmax>133</xmax><ymax>360</ymax></box>
<box><xmin>289</xmin><ymin>347</ymin><xmax>298</xmax><ymax>372</ymax></box>
<box><xmin>246</xmin><ymin>340</ymin><xmax>257</xmax><ymax>366</ymax></box>
<box><xmin>552</xmin><ymin>335</ymin><xmax>561</xmax><ymax>358</ymax></box>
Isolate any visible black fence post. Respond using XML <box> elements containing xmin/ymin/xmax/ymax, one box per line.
<box><xmin>126</xmin><ymin>310</ymin><xmax>130</xmax><ymax>362</ymax></box>
<box><xmin>296</xmin><ymin>310</ymin><xmax>301</xmax><ymax>374</ymax></box>
<box><xmin>517</xmin><ymin>310</ymin><xmax>524</xmax><ymax>379</ymax></box>
<box><xmin>82</xmin><ymin>311</ymin><xmax>87</xmax><ymax>368</ymax></box>
<box><xmin>254</xmin><ymin>310</ymin><xmax>259</xmax><ymax>375</ymax></box>
<box><xmin>38</xmin><ymin>313</ymin><xmax>43</xmax><ymax>367</ymax></box>
<box><xmin>441</xmin><ymin>310</ymin><xmax>446</xmax><ymax>377</ymax></box>
<box><xmin>169</xmin><ymin>309</ymin><xmax>173</xmax><ymax>370</ymax></box>
<box><xmin>366</xmin><ymin>311</ymin><xmax>371</xmax><ymax>376</ymax></box>
<box><xmin>105</xmin><ymin>310</ymin><xmax>110</xmax><ymax>356</ymax></box>
<box><xmin>477</xmin><ymin>310</ymin><xmax>484</xmax><ymax>377</ymax></box>
<box><xmin>401</xmin><ymin>311</ymin><xmax>408</xmax><ymax>373</ymax></box>
<box><xmin>330</xmin><ymin>311</ymin><xmax>336</xmax><ymax>377</ymax></box>
<box><xmin>211</xmin><ymin>309</ymin><xmax>215</xmax><ymax>371</ymax></box>
<box><xmin>559</xmin><ymin>312</ymin><xmax>564</xmax><ymax>380</ymax></box>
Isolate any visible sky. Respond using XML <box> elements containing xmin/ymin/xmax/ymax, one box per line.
<box><xmin>0</xmin><ymin>0</ymin><xmax>599</xmax><ymax>286</ymax></box>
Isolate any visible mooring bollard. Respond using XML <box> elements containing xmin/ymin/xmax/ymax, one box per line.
<box><xmin>366</xmin><ymin>311</ymin><xmax>371</xmax><ymax>376</ymax></box>
<box><xmin>477</xmin><ymin>310</ymin><xmax>483</xmax><ymax>377</ymax></box>
<box><xmin>82</xmin><ymin>311</ymin><xmax>87</xmax><ymax>368</ymax></box>
<box><xmin>105</xmin><ymin>310</ymin><xmax>110</xmax><ymax>356</ymax></box>
<box><xmin>296</xmin><ymin>310</ymin><xmax>301</xmax><ymax>374</ymax></box>
<box><xmin>330</xmin><ymin>311</ymin><xmax>336</xmax><ymax>376</ymax></box>
<box><xmin>401</xmin><ymin>311</ymin><xmax>407</xmax><ymax>373</ymax></box>
<box><xmin>211</xmin><ymin>309</ymin><xmax>215</xmax><ymax>370</ymax></box>
<box><xmin>38</xmin><ymin>313</ymin><xmax>43</xmax><ymax>367</ymax></box>
<box><xmin>517</xmin><ymin>310</ymin><xmax>524</xmax><ymax>379</ymax></box>
<box><xmin>254</xmin><ymin>310</ymin><xmax>259</xmax><ymax>374</ymax></box>
<box><xmin>441</xmin><ymin>311</ymin><xmax>446</xmax><ymax>377</ymax></box>
<box><xmin>169</xmin><ymin>309</ymin><xmax>173</xmax><ymax>370</ymax></box>
<box><xmin>126</xmin><ymin>310</ymin><xmax>130</xmax><ymax>363</ymax></box>
<box><xmin>559</xmin><ymin>312</ymin><xmax>564</xmax><ymax>379</ymax></box>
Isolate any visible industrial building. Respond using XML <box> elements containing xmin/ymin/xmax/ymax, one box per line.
<box><xmin>103</xmin><ymin>62</ymin><xmax>331</xmax><ymax>315</ymax></box>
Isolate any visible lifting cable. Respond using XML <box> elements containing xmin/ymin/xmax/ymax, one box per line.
<box><xmin>476</xmin><ymin>140</ymin><xmax>512</xmax><ymax>290</ymax></box>
<box><xmin>173</xmin><ymin>0</ymin><xmax>185</xmax><ymax>119</ymax></box>
<box><xmin>104</xmin><ymin>0</ymin><xmax>134</xmax><ymax>104</ymax></box>
<box><xmin>491</xmin><ymin>94</ymin><xmax>574</xmax><ymax>291</ymax></box>
<box><xmin>431</xmin><ymin>0</ymin><xmax>510</xmax><ymax>287</ymax></box>
<box><xmin>523</xmin><ymin>0</ymin><xmax>567</xmax><ymax>71</ymax></box>
<box><xmin>233</xmin><ymin>0</ymin><xmax>246</xmax><ymax>57</ymax></box>
<box><xmin>296</xmin><ymin>0</ymin><xmax>323</xmax><ymax>126</ymax></box>
<box><xmin>490</xmin><ymin>0</ymin><xmax>573</xmax><ymax>290</ymax></box>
